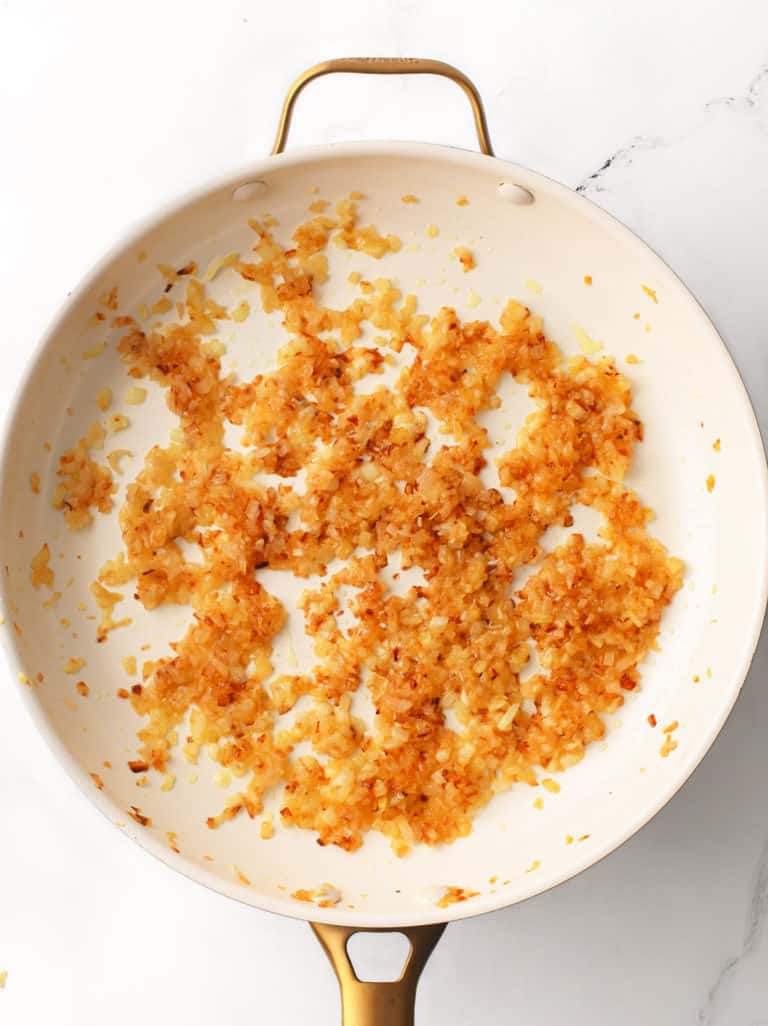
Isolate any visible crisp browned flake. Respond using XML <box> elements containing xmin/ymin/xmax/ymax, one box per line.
<box><xmin>437</xmin><ymin>886</ymin><xmax>480</xmax><ymax>908</ymax></box>
<box><xmin>128</xmin><ymin>805</ymin><xmax>152</xmax><ymax>827</ymax></box>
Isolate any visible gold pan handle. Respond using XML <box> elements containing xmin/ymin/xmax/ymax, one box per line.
<box><xmin>272</xmin><ymin>57</ymin><xmax>493</xmax><ymax>156</ymax></box>
<box><xmin>311</xmin><ymin>922</ymin><xmax>447</xmax><ymax>1026</ymax></box>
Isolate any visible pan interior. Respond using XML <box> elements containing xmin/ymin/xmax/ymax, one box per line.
<box><xmin>1</xmin><ymin>144</ymin><xmax>765</xmax><ymax>926</ymax></box>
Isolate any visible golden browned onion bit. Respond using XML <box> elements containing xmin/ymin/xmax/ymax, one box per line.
<box><xmin>436</xmin><ymin>886</ymin><xmax>480</xmax><ymax>908</ymax></box>
<box><xmin>30</xmin><ymin>543</ymin><xmax>54</xmax><ymax>589</ymax></box>
<box><xmin>453</xmin><ymin>246</ymin><xmax>475</xmax><ymax>272</ymax></box>
<box><xmin>55</xmin><ymin>196</ymin><xmax>683</xmax><ymax>856</ymax></box>
<box><xmin>53</xmin><ymin>421</ymin><xmax>115</xmax><ymax>529</ymax></box>
<box><xmin>128</xmin><ymin>805</ymin><xmax>152</xmax><ymax>827</ymax></box>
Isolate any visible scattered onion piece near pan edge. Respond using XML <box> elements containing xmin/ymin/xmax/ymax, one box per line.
<box><xmin>30</xmin><ymin>543</ymin><xmax>54</xmax><ymax>590</ymax></box>
<box><xmin>436</xmin><ymin>886</ymin><xmax>480</xmax><ymax>908</ymax></box>
<box><xmin>291</xmin><ymin>884</ymin><xmax>341</xmax><ymax>907</ymax></box>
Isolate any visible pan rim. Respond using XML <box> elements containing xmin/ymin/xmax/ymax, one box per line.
<box><xmin>1</xmin><ymin>139</ymin><xmax>766</xmax><ymax>927</ymax></box>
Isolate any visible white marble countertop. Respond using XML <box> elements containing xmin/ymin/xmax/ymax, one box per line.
<box><xmin>1</xmin><ymin>1</ymin><xmax>767</xmax><ymax>1023</ymax></box>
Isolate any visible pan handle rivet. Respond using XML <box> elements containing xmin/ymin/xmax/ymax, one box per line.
<box><xmin>233</xmin><ymin>181</ymin><xmax>268</xmax><ymax>202</ymax></box>
<box><xmin>498</xmin><ymin>182</ymin><xmax>535</xmax><ymax>205</ymax></box>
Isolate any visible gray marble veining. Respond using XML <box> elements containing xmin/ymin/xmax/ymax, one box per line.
<box><xmin>699</xmin><ymin>834</ymin><xmax>768</xmax><ymax>1024</ymax></box>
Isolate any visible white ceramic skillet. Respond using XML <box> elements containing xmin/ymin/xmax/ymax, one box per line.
<box><xmin>1</xmin><ymin>59</ymin><xmax>767</xmax><ymax>1025</ymax></box>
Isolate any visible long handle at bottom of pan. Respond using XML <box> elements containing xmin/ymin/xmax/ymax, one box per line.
<box><xmin>311</xmin><ymin>922</ymin><xmax>447</xmax><ymax>1026</ymax></box>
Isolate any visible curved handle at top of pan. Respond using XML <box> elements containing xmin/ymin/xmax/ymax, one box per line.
<box><xmin>311</xmin><ymin>921</ymin><xmax>447</xmax><ymax>1026</ymax></box>
<box><xmin>271</xmin><ymin>57</ymin><xmax>494</xmax><ymax>157</ymax></box>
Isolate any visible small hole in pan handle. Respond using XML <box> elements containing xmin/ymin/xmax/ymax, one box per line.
<box><xmin>311</xmin><ymin>921</ymin><xmax>446</xmax><ymax>1026</ymax></box>
<box><xmin>271</xmin><ymin>58</ymin><xmax>494</xmax><ymax>157</ymax></box>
